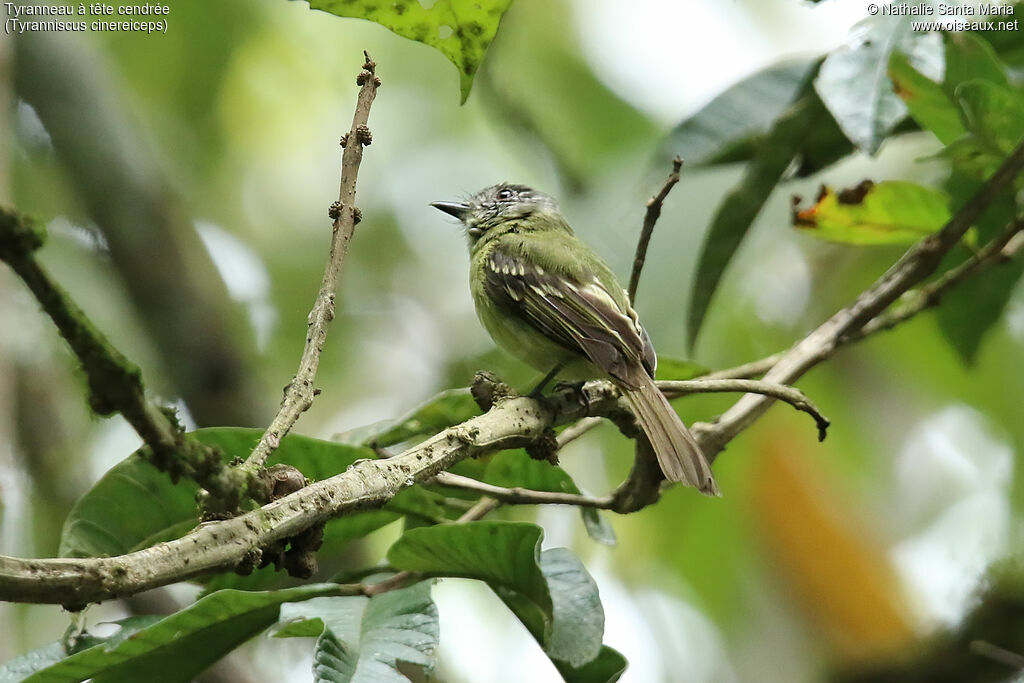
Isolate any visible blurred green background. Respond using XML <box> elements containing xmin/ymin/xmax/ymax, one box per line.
<box><xmin>1</xmin><ymin>0</ymin><xmax>1022</xmax><ymax>681</ymax></box>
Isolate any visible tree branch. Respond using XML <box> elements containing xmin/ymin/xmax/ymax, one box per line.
<box><xmin>0</xmin><ymin>207</ymin><xmax>255</xmax><ymax>509</ymax></box>
<box><xmin>696</xmin><ymin>138</ymin><xmax>1024</xmax><ymax>459</ymax></box>
<box><xmin>855</xmin><ymin>217</ymin><xmax>1023</xmax><ymax>338</ymax></box>
<box><xmin>434</xmin><ymin>472</ymin><xmax>615</xmax><ymax>509</ymax></box>
<box><xmin>659</xmin><ymin>378</ymin><xmax>829</xmax><ymax>441</ymax></box>
<box><xmin>628</xmin><ymin>156</ymin><xmax>683</xmax><ymax>302</ymax></box>
<box><xmin>2</xmin><ymin>90</ymin><xmax>1020</xmax><ymax>611</ymax></box>
<box><xmin>0</xmin><ymin>384</ymin><xmax>609</xmax><ymax>605</ymax></box>
<box><xmin>243</xmin><ymin>52</ymin><xmax>380</xmax><ymax>474</ymax></box>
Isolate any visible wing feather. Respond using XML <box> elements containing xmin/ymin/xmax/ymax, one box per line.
<box><xmin>483</xmin><ymin>247</ymin><xmax>650</xmax><ymax>387</ymax></box>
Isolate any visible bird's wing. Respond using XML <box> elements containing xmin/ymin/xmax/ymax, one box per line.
<box><xmin>483</xmin><ymin>243</ymin><xmax>653</xmax><ymax>388</ymax></box>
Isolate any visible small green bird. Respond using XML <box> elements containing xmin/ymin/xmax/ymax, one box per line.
<box><xmin>432</xmin><ymin>183</ymin><xmax>718</xmax><ymax>496</ymax></box>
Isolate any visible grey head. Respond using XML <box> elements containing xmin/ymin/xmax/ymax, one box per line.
<box><xmin>431</xmin><ymin>183</ymin><xmax>560</xmax><ymax>241</ymax></box>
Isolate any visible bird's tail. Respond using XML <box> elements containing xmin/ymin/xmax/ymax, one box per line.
<box><xmin>622</xmin><ymin>375</ymin><xmax>719</xmax><ymax>496</ymax></box>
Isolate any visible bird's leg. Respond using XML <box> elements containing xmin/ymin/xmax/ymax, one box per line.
<box><xmin>529</xmin><ymin>363</ymin><xmax>564</xmax><ymax>398</ymax></box>
<box><xmin>554</xmin><ymin>380</ymin><xmax>591</xmax><ymax>413</ymax></box>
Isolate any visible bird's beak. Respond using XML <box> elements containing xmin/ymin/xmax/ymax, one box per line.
<box><xmin>430</xmin><ymin>201</ymin><xmax>471</xmax><ymax>220</ymax></box>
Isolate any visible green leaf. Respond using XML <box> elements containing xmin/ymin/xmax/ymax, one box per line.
<box><xmin>888</xmin><ymin>51</ymin><xmax>966</xmax><ymax>144</ymax></box>
<box><xmin>484</xmin><ymin>450</ymin><xmax>616</xmax><ymax>546</ymax></box>
<box><xmin>977</xmin><ymin>4</ymin><xmax>1024</xmax><ymax>67</ymax></box>
<box><xmin>936</xmin><ymin>177</ymin><xmax>1022</xmax><ymax>364</ymax></box>
<box><xmin>388</xmin><ymin>522</ymin><xmax>551</xmax><ymax>614</ymax></box>
<box><xmin>25</xmin><ymin>585</ymin><xmax>342</xmax><ymax>682</ymax></box>
<box><xmin>815</xmin><ymin>18</ymin><xmax>942</xmax><ymax>153</ymax></box>
<box><xmin>276</xmin><ymin>582</ymin><xmax>439</xmax><ymax>682</ymax></box>
<box><xmin>385</xmin><ymin>485</ymin><xmax>458</xmax><ymax>524</ymax></box>
<box><xmin>59</xmin><ymin>428</ymin><xmax>398</xmax><ymax>590</ymax></box>
<box><xmin>339</xmin><ymin>389</ymin><xmax>480</xmax><ymax>450</ymax></box>
<box><xmin>938</xmin><ymin>255</ymin><xmax>1024</xmax><ymax>364</ymax></box>
<box><xmin>660</xmin><ymin>59</ymin><xmax>855</xmax><ymax>177</ymax></box>
<box><xmin>475</xmin><ymin>0</ymin><xmax>657</xmax><ymax>188</ymax></box>
<box><xmin>387</xmin><ymin>523</ymin><xmax>608</xmax><ymax>670</ymax></box>
<box><xmin>654</xmin><ymin>356</ymin><xmax>708</xmax><ymax>381</ymax></box>
<box><xmin>301</xmin><ymin>0</ymin><xmax>513</xmax><ymax>103</ymax></box>
<box><xmin>792</xmin><ymin>180</ymin><xmax>951</xmax><ymax>245</ymax></box>
<box><xmin>520</xmin><ymin>548</ymin><xmax>604</xmax><ymax>668</ymax></box>
<box><xmin>944</xmin><ymin>32</ymin><xmax>1009</xmax><ymax>92</ymax></box>
<box><xmin>0</xmin><ymin>642</ymin><xmax>67</xmax><ymax>682</ymax></box>
<box><xmin>555</xmin><ymin>645</ymin><xmax>628</xmax><ymax>683</ymax></box>
<box><xmin>688</xmin><ymin>85</ymin><xmax>825</xmax><ymax>348</ymax></box>
<box><xmin>1</xmin><ymin>617</ymin><xmax>165</xmax><ymax>682</ymax></box>
<box><xmin>662</xmin><ymin>59</ymin><xmax>817</xmax><ymax>166</ymax></box>
<box><xmin>955</xmin><ymin>80</ymin><xmax>1024</xmax><ymax>156</ymax></box>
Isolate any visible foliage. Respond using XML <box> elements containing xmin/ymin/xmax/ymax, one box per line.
<box><xmin>299</xmin><ymin>0</ymin><xmax>514</xmax><ymax>102</ymax></box>
<box><xmin>3</xmin><ymin>2</ymin><xmax>1023</xmax><ymax>682</ymax></box>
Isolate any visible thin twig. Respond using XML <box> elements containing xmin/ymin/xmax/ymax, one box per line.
<box><xmin>434</xmin><ymin>472</ymin><xmax>615</xmax><ymax>509</ymax></box>
<box><xmin>969</xmin><ymin>640</ymin><xmax>1024</xmax><ymax>669</ymax></box>
<box><xmin>628</xmin><ymin>156</ymin><xmax>683</xmax><ymax>302</ymax></box>
<box><xmin>856</xmin><ymin>217</ymin><xmax>1023</xmax><ymax>338</ymax></box>
<box><xmin>556</xmin><ymin>416</ymin><xmax>603</xmax><ymax>448</ymax></box>
<box><xmin>695</xmin><ymin>217</ymin><xmax>1023</xmax><ymax>395</ymax></box>
<box><xmin>659</xmin><ymin>378</ymin><xmax>830</xmax><ymax>441</ymax></box>
<box><xmin>698</xmin><ymin>139</ymin><xmax>1024</xmax><ymax>459</ymax></box>
<box><xmin>699</xmin><ymin>353</ymin><xmax>784</xmax><ymax>380</ymax></box>
<box><xmin>456</xmin><ymin>496</ymin><xmax>503</xmax><ymax>521</ymax></box>
<box><xmin>243</xmin><ymin>52</ymin><xmax>380</xmax><ymax>473</ymax></box>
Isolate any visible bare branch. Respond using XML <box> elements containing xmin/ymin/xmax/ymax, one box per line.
<box><xmin>556</xmin><ymin>416</ymin><xmax>603</xmax><ymax>448</ymax></box>
<box><xmin>244</xmin><ymin>52</ymin><xmax>381</xmax><ymax>473</ymax></box>
<box><xmin>697</xmin><ymin>139</ymin><xmax>1024</xmax><ymax>459</ymax></box>
<box><xmin>628</xmin><ymin>156</ymin><xmax>683</xmax><ymax>302</ymax></box>
<box><xmin>659</xmin><ymin>378</ymin><xmax>830</xmax><ymax>441</ymax></box>
<box><xmin>434</xmin><ymin>472</ymin><xmax>615</xmax><ymax>509</ymax></box>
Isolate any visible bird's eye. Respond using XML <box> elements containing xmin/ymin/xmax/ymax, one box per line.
<box><xmin>496</xmin><ymin>188</ymin><xmax>515</xmax><ymax>201</ymax></box>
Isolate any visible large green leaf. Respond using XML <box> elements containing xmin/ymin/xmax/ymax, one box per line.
<box><xmin>555</xmin><ymin>645</ymin><xmax>628</xmax><ymax>683</ymax></box>
<box><xmin>938</xmin><ymin>255</ymin><xmax>1024</xmax><ymax>365</ymax></box>
<box><xmin>484</xmin><ymin>450</ymin><xmax>616</xmax><ymax>546</ymax></box>
<box><xmin>976</xmin><ymin>3</ymin><xmax>1024</xmax><ymax>67</ymax></box>
<box><xmin>792</xmin><ymin>180</ymin><xmax>952</xmax><ymax>245</ymax></box>
<box><xmin>476</xmin><ymin>0</ymin><xmax>657</xmax><ymax>187</ymax></box>
<box><xmin>660</xmin><ymin>59</ymin><xmax>855</xmax><ymax>177</ymax></box>
<box><xmin>654</xmin><ymin>356</ymin><xmax>708</xmax><ymax>381</ymax></box>
<box><xmin>275</xmin><ymin>582</ymin><xmax>439</xmax><ymax>682</ymax></box>
<box><xmin>662</xmin><ymin>59</ymin><xmax>816</xmax><ymax>166</ymax></box>
<box><xmin>387</xmin><ymin>523</ymin><xmax>610</xmax><ymax>671</ymax></box>
<box><xmin>387</xmin><ymin>522</ymin><xmax>551</xmax><ymax>614</ymax></box>
<box><xmin>687</xmin><ymin>85</ymin><xmax>825</xmax><ymax>348</ymax></box>
<box><xmin>495</xmin><ymin>548</ymin><xmax>604</xmax><ymax>669</ymax></box>
<box><xmin>337</xmin><ymin>388</ymin><xmax>480</xmax><ymax>450</ymax></box>
<box><xmin>300</xmin><ymin>0</ymin><xmax>513</xmax><ymax>102</ymax></box>
<box><xmin>955</xmin><ymin>80</ymin><xmax>1024</xmax><ymax>156</ymax></box>
<box><xmin>815</xmin><ymin>16</ymin><xmax>942</xmax><ymax>153</ymax></box>
<box><xmin>59</xmin><ymin>428</ymin><xmax>398</xmax><ymax>590</ymax></box>
<box><xmin>0</xmin><ymin>642</ymin><xmax>66</xmax><ymax>683</ymax></box>
<box><xmin>25</xmin><ymin>585</ymin><xmax>342</xmax><ymax>682</ymax></box>
<box><xmin>888</xmin><ymin>51</ymin><xmax>966</xmax><ymax>144</ymax></box>
<box><xmin>0</xmin><ymin>617</ymin><xmax>164</xmax><ymax>683</ymax></box>
<box><xmin>944</xmin><ymin>32</ymin><xmax>1009</xmax><ymax>93</ymax></box>
<box><xmin>937</xmin><ymin>175</ymin><xmax>1023</xmax><ymax>365</ymax></box>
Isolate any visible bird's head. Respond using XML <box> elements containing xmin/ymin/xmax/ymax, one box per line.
<box><xmin>431</xmin><ymin>183</ymin><xmax>560</xmax><ymax>243</ymax></box>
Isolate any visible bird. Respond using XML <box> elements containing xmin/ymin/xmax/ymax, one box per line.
<box><xmin>431</xmin><ymin>183</ymin><xmax>718</xmax><ymax>496</ymax></box>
